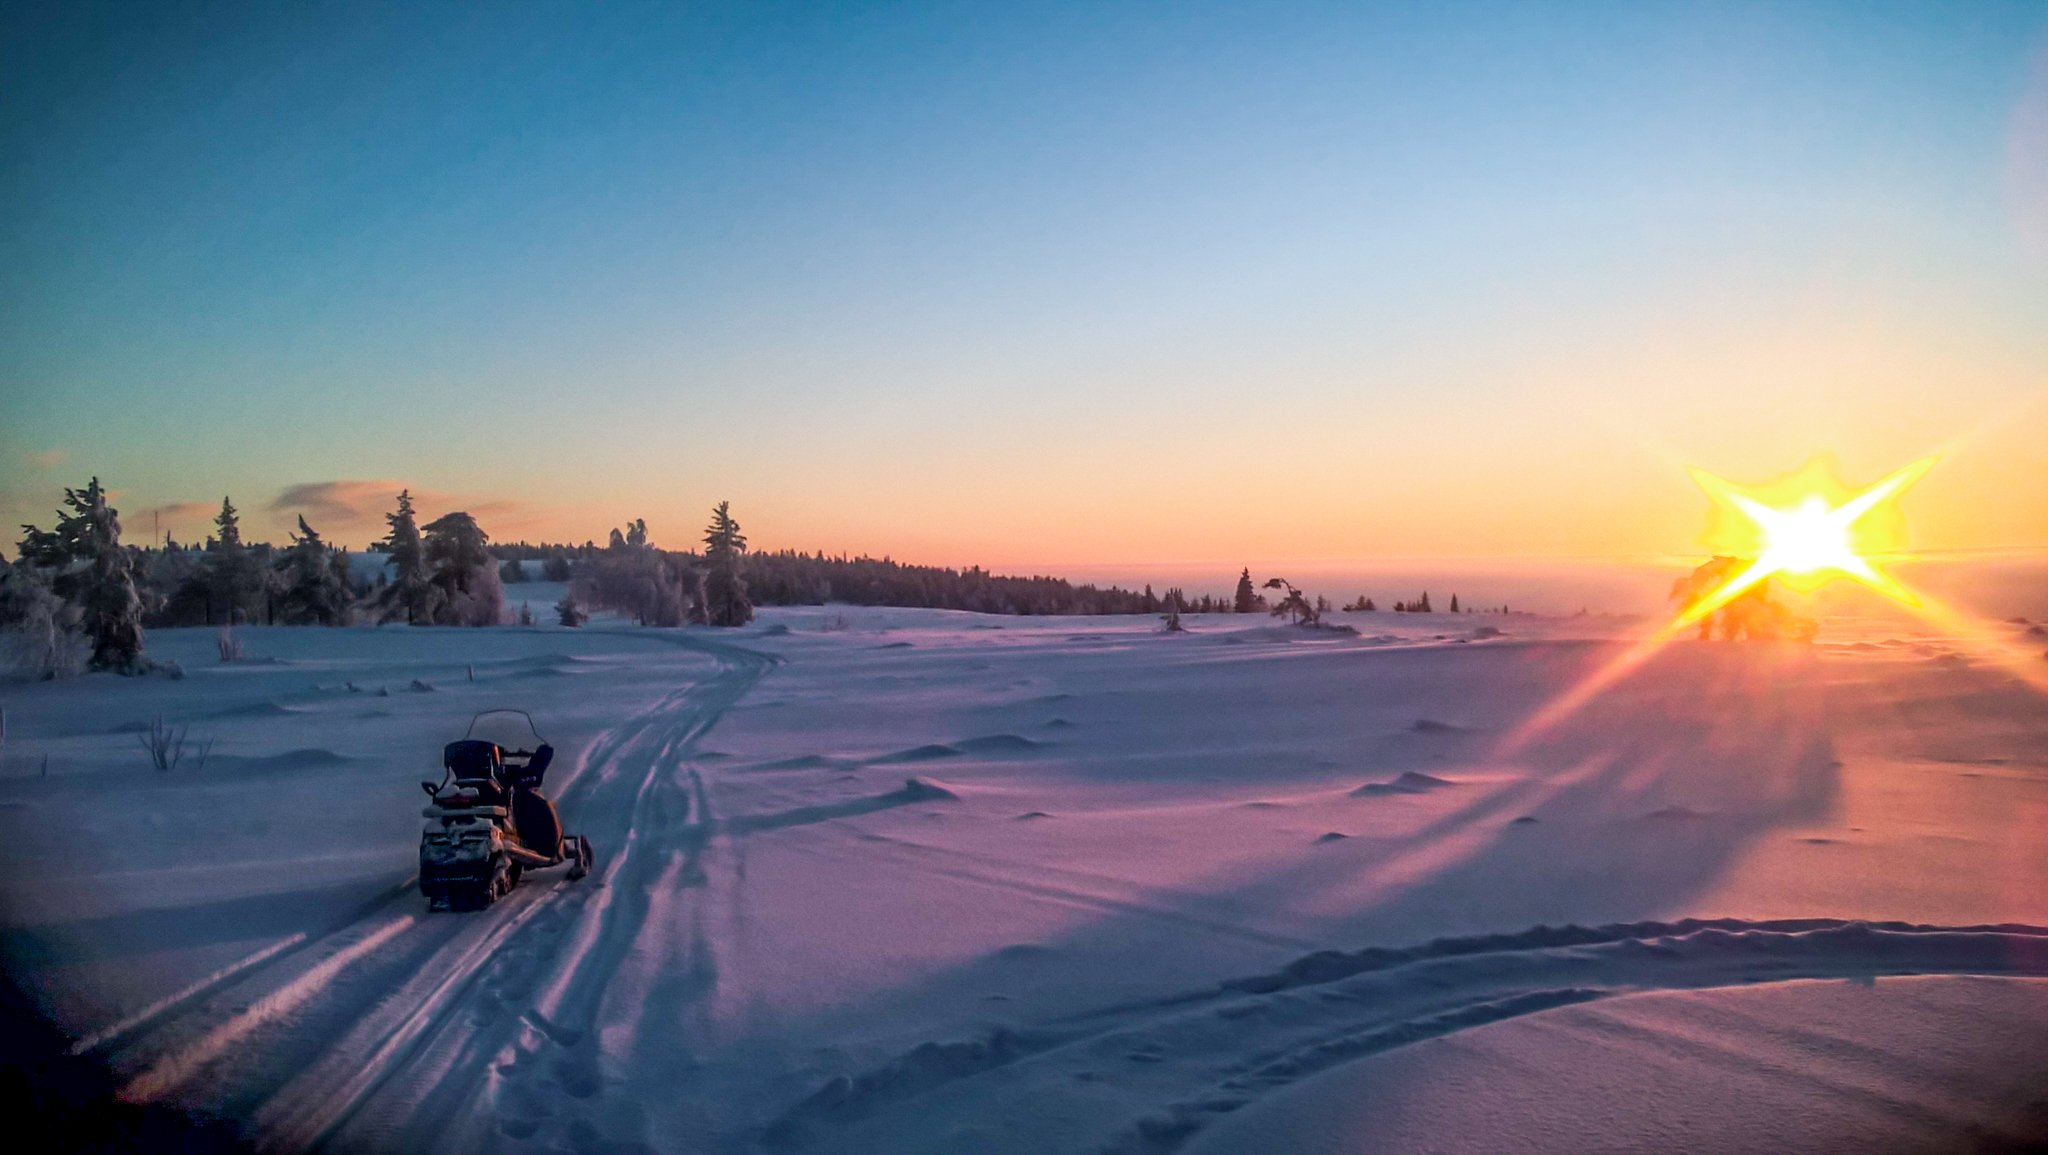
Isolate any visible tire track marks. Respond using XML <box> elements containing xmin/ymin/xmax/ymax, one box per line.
<box><xmin>282</xmin><ymin>637</ymin><xmax>775</xmax><ymax>1153</ymax></box>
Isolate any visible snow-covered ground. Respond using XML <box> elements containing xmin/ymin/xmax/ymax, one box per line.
<box><xmin>3</xmin><ymin>603</ymin><xmax>2046</xmax><ymax>1153</ymax></box>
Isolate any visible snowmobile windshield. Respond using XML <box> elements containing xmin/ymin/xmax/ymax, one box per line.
<box><xmin>465</xmin><ymin>710</ymin><xmax>545</xmax><ymax>756</ymax></box>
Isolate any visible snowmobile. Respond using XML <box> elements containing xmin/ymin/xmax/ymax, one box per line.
<box><xmin>419</xmin><ymin>709</ymin><xmax>596</xmax><ymax>910</ymax></box>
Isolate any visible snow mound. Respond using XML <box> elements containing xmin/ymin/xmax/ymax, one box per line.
<box><xmin>1352</xmin><ymin>772</ymin><xmax>1455</xmax><ymax>797</ymax></box>
<box><xmin>210</xmin><ymin>701</ymin><xmax>304</xmax><ymax>719</ymax></box>
<box><xmin>1410</xmin><ymin>718</ymin><xmax>1473</xmax><ymax>734</ymax></box>
<box><xmin>763</xmin><ymin>1028</ymin><xmax>1042</xmax><ymax>1149</ymax></box>
<box><xmin>955</xmin><ymin>734</ymin><xmax>1045</xmax><ymax>755</ymax></box>
<box><xmin>409</xmin><ymin>679</ymin><xmax>435</xmax><ymax>692</ymax></box>
<box><xmin>759</xmin><ymin>624</ymin><xmax>791</xmax><ymax>636</ymax></box>
<box><xmin>208</xmin><ymin>748</ymin><xmax>355</xmax><ymax>772</ymax></box>
<box><xmin>873</xmin><ymin>735</ymin><xmax>1043</xmax><ymax>762</ymax></box>
<box><xmin>1644</xmin><ymin>805</ymin><xmax>1707</xmax><ymax>820</ymax></box>
<box><xmin>753</xmin><ymin>754</ymin><xmax>849</xmax><ymax>771</ymax></box>
<box><xmin>874</xmin><ymin>744</ymin><xmax>961</xmax><ymax>763</ymax></box>
<box><xmin>990</xmin><ymin>943</ymin><xmax>1056</xmax><ymax>962</ymax></box>
<box><xmin>1041</xmin><ymin>718</ymin><xmax>1078</xmax><ymax>729</ymax></box>
<box><xmin>1014</xmin><ymin>811</ymin><xmax>1054</xmax><ymax>820</ymax></box>
<box><xmin>1470</xmin><ymin>626</ymin><xmax>1503</xmax><ymax>639</ymax></box>
<box><xmin>899</xmin><ymin>777</ymin><xmax>959</xmax><ymax>801</ymax></box>
<box><xmin>1315</xmin><ymin>832</ymin><xmax>1349</xmax><ymax>843</ymax></box>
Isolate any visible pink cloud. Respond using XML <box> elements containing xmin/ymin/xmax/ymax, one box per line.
<box><xmin>266</xmin><ymin>481</ymin><xmax>554</xmax><ymax>545</ymax></box>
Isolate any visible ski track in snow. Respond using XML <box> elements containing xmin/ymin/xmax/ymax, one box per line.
<box><xmin>768</xmin><ymin>919</ymin><xmax>2048</xmax><ymax>1155</ymax></box>
<box><xmin>83</xmin><ymin>632</ymin><xmax>777</xmax><ymax>1154</ymax></box>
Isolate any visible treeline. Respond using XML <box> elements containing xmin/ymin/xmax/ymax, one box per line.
<box><xmin>2</xmin><ymin>476</ymin><xmax>1503</xmax><ymax>681</ymax></box>
<box><xmin>0</xmin><ymin>480</ymin><xmax>509</xmax><ymax>677</ymax></box>
<box><xmin>566</xmin><ymin>521</ymin><xmax>1163</xmax><ymax>622</ymax></box>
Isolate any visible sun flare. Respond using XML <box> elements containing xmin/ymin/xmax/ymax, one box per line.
<box><xmin>1677</xmin><ymin>456</ymin><xmax>1935</xmax><ymax>625</ymax></box>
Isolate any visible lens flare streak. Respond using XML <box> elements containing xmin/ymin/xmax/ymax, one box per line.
<box><xmin>1499</xmin><ymin>455</ymin><xmax>2047</xmax><ymax>754</ymax></box>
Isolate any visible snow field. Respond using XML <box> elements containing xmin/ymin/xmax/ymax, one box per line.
<box><xmin>1</xmin><ymin>603</ymin><xmax>2045</xmax><ymax>1152</ymax></box>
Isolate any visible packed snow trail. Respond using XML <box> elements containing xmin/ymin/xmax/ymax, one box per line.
<box><xmin>84</xmin><ymin>632</ymin><xmax>776</xmax><ymax>1153</ymax></box>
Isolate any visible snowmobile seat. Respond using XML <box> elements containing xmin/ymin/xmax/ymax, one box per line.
<box><xmin>445</xmin><ymin>739</ymin><xmax>501</xmax><ymax>780</ymax></box>
<box><xmin>506</xmin><ymin>743</ymin><xmax>554</xmax><ymax>790</ymax></box>
<box><xmin>444</xmin><ymin>740</ymin><xmax>507</xmax><ymax>805</ymax></box>
<box><xmin>511</xmin><ymin>787</ymin><xmax>564</xmax><ymax>857</ymax></box>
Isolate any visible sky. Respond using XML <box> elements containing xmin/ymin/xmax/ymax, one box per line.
<box><xmin>4</xmin><ymin>1</ymin><xmax>2047</xmax><ymax>573</ymax></box>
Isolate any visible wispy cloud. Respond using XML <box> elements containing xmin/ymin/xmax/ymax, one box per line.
<box><xmin>267</xmin><ymin>480</ymin><xmax>550</xmax><ymax>543</ymax></box>
<box><xmin>268</xmin><ymin>480</ymin><xmax>409</xmax><ymax>530</ymax></box>
<box><xmin>22</xmin><ymin>448</ymin><xmax>66</xmax><ymax>469</ymax></box>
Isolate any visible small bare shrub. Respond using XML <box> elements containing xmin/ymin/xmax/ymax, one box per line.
<box><xmin>217</xmin><ymin>625</ymin><xmax>243</xmax><ymax>663</ymax></box>
<box><xmin>139</xmin><ymin>715</ymin><xmax>190</xmax><ymax>772</ymax></box>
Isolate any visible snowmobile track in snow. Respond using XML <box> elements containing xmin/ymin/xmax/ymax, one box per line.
<box><xmin>89</xmin><ymin>632</ymin><xmax>777</xmax><ymax>1154</ymax></box>
<box><xmin>763</xmin><ymin>918</ymin><xmax>2048</xmax><ymax>1154</ymax></box>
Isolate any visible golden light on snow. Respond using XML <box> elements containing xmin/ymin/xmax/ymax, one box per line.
<box><xmin>1499</xmin><ymin>452</ymin><xmax>2048</xmax><ymax>755</ymax></box>
<box><xmin>1675</xmin><ymin>456</ymin><xmax>1936</xmax><ymax>625</ymax></box>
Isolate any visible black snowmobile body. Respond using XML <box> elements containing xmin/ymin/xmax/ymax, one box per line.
<box><xmin>420</xmin><ymin>710</ymin><xmax>596</xmax><ymax>910</ymax></box>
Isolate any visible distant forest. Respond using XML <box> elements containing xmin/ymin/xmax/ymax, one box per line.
<box><xmin>2</xmin><ymin>478</ymin><xmax>1482</xmax><ymax>678</ymax></box>
<box><xmin>485</xmin><ymin>537</ymin><xmax>1195</xmax><ymax>615</ymax></box>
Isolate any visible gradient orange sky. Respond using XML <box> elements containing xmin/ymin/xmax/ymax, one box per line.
<box><xmin>4</xmin><ymin>5</ymin><xmax>2046</xmax><ymax>572</ymax></box>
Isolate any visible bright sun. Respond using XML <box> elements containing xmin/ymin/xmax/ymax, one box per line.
<box><xmin>1677</xmin><ymin>456</ymin><xmax>1935</xmax><ymax>625</ymax></box>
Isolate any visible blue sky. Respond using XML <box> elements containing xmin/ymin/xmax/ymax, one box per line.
<box><xmin>4</xmin><ymin>2</ymin><xmax>2045</xmax><ymax>564</ymax></box>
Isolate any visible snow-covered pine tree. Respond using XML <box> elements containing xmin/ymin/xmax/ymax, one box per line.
<box><xmin>1161</xmin><ymin>587</ymin><xmax>1187</xmax><ymax>633</ymax></box>
<box><xmin>557</xmin><ymin>594</ymin><xmax>588</xmax><ymax>627</ymax></box>
<box><xmin>702</xmin><ymin>501</ymin><xmax>753</xmax><ymax>627</ymax></box>
<box><xmin>273</xmin><ymin>516</ymin><xmax>352</xmax><ymax>625</ymax></box>
<box><xmin>422</xmin><ymin>511</ymin><xmax>502</xmax><ymax>626</ymax></box>
<box><xmin>0</xmin><ymin>553</ymin><xmax>85</xmax><ymax>677</ymax></box>
<box><xmin>1450</xmin><ymin>594</ymin><xmax>1460</xmax><ymax>613</ymax></box>
<box><xmin>185</xmin><ymin>496</ymin><xmax>263</xmax><ymax>625</ymax></box>
<box><xmin>15</xmin><ymin>478</ymin><xmax>149</xmax><ymax>672</ymax></box>
<box><xmin>1234</xmin><ymin>568</ymin><xmax>1257</xmax><ymax>613</ymax></box>
<box><xmin>378</xmin><ymin>490</ymin><xmax>436</xmax><ymax>625</ymax></box>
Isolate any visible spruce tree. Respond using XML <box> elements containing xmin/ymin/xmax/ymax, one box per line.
<box><xmin>423</xmin><ymin>511</ymin><xmax>501</xmax><ymax>626</ymax></box>
<box><xmin>557</xmin><ymin>594</ymin><xmax>588</xmax><ymax>627</ymax></box>
<box><xmin>213</xmin><ymin>496</ymin><xmax>241</xmax><ymax>551</ymax></box>
<box><xmin>702</xmin><ymin>501</ymin><xmax>754</xmax><ymax>627</ymax></box>
<box><xmin>274</xmin><ymin>516</ymin><xmax>352</xmax><ymax>625</ymax></box>
<box><xmin>378</xmin><ymin>490</ymin><xmax>435</xmax><ymax>625</ymax></box>
<box><xmin>1450</xmin><ymin>594</ymin><xmax>1459</xmax><ymax>613</ymax></box>
<box><xmin>1233</xmin><ymin>568</ymin><xmax>1257</xmax><ymax>613</ymax></box>
<box><xmin>188</xmin><ymin>496</ymin><xmax>261</xmax><ymax>625</ymax></box>
<box><xmin>16</xmin><ymin>478</ymin><xmax>148</xmax><ymax>672</ymax></box>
